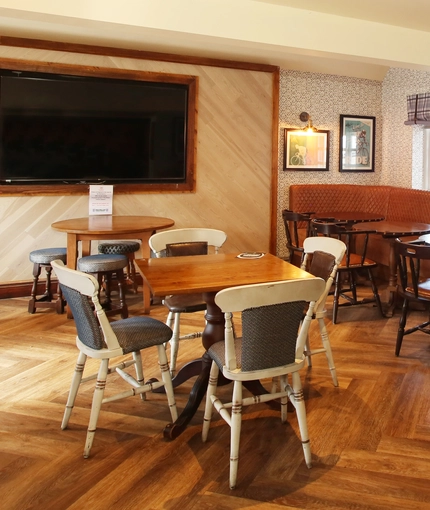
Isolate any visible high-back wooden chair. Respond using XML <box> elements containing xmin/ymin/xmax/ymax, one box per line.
<box><xmin>301</xmin><ymin>236</ymin><xmax>346</xmax><ymax>386</ymax></box>
<box><xmin>51</xmin><ymin>260</ymin><xmax>177</xmax><ymax>458</ymax></box>
<box><xmin>311</xmin><ymin>219</ymin><xmax>383</xmax><ymax>324</ymax></box>
<box><xmin>149</xmin><ymin>228</ymin><xmax>227</xmax><ymax>375</ymax></box>
<box><xmin>201</xmin><ymin>277</ymin><xmax>325</xmax><ymax>489</ymax></box>
<box><xmin>395</xmin><ymin>239</ymin><xmax>430</xmax><ymax>356</ymax></box>
<box><xmin>281</xmin><ymin>209</ymin><xmax>315</xmax><ymax>266</ymax></box>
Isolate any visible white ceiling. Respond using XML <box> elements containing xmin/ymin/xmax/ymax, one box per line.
<box><xmin>260</xmin><ymin>0</ymin><xmax>430</xmax><ymax>32</ymax></box>
<box><xmin>0</xmin><ymin>1</ymin><xmax>430</xmax><ymax>81</ymax></box>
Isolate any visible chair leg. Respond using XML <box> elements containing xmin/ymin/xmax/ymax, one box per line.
<box><xmin>116</xmin><ymin>269</ymin><xmax>129</xmax><ymax>319</ymax></box>
<box><xmin>229</xmin><ymin>380</ymin><xmax>243</xmax><ymax>490</ymax></box>
<box><xmin>280</xmin><ymin>374</ymin><xmax>289</xmax><ymax>422</ymax></box>
<box><xmin>132</xmin><ymin>351</ymin><xmax>146</xmax><ymax>401</ymax></box>
<box><xmin>290</xmin><ymin>372</ymin><xmax>312</xmax><ymax>468</ymax></box>
<box><xmin>367</xmin><ymin>268</ymin><xmax>384</xmax><ymax>317</ymax></box>
<box><xmin>349</xmin><ymin>270</ymin><xmax>358</xmax><ymax>304</ymax></box>
<box><xmin>395</xmin><ymin>299</ymin><xmax>409</xmax><ymax>356</ymax></box>
<box><xmin>169</xmin><ymin>312</ymin><xmax>181</xmax><ymax>376</ymax></box>
<box><xmin>156</xmin><ymin>344</ymin><xmax>178</xmax><ymax>422</ymax></box>
<box><xmin>304</xmin><ymin>335</ymin><xmax>312</xmax><ymax>367</ymax></box>
<box><xmin>62</xmin><ymin>351</ymin><xmax>87</xmax><ymax>429</ymax></box>
<box><xmin>127</xmin><ymin>253</ymin><xmax>138</xmax><ymax>293</ymax></box>
<box><xmin>317</xmin><ymin>317</ymin><xmax>338</xmax><ymax>387</ymax></box>
<box><xmin>332</xmin><ymin>272</ymin><xmax>341</xmax><ymax>324</ymax></box>
<box><xmin>28</xmin><ymin>262</ymin><xmax>42</xmax><ymax>313</ymax></box>
<box><xmin>84</xmin><ymin>358</ymin><xmax>109</xmax><ymax>458</ymax></box>
<box><xmin>202</xmin><ymin>361</ymin><xmax>219</xmax><ymax>442</ymax></box>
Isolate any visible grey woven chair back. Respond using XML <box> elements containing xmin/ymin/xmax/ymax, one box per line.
<box><xmin>60</xmin><ymin>283</ymin><xmax>105</xmax><ymax>350</ymax></box>
<box><xmin>241</xmin><ymin>300</ymin><xmax>305</xmax><ymax>371</ymax></box>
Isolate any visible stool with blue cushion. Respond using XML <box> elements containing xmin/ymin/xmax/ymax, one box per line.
<box><xmin>28</xmin><ymin>247</ymin><xmax>67</xmax><ymax>314</ymax></box>
<box><xmin>77</xmin><ymin>254</ymin><xmax>129</xmax><ymax>319</ymax></box>
<box><xmin>98</xmin><ymin>241</ymin><xmax>140</xmax><ymax>293</ymax></box>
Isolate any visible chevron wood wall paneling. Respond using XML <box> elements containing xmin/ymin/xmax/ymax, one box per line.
<box><xmin>0</xmin><ymin>43</ymin><xmax>275</xmax><ymax>284</ymax></box>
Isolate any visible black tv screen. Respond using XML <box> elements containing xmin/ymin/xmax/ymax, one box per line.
<box><xmin>0</xmin><ymin>69</ymin><xmax>188</xmax><ymax>185</ymax></box>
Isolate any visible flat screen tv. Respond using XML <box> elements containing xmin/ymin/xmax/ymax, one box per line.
<box><xmin>0</xmin><ymin>67</ymin><xmax>194</xmax><ymax>190</ymax></box>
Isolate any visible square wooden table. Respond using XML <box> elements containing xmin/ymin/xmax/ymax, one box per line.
<box><xmin>135</xmin><ymin>252</ymin><xmax>315</xmax><ymax>439</ymax></box>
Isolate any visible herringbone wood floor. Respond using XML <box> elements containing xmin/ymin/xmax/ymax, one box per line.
<box><xmin>2</xmin><ymin>287</ymin><xmax>430</xmax><ymax>509</ymax></box>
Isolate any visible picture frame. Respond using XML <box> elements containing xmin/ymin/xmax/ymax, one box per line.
<box><xmin>339</xmin><ymin>115</ymin><xmax>375</xmax><ymax>172</ymax></box>
<box><xmin>283</xmin><ymin>128</ymin><xmax>329</xmax><ymax>171</ymax></box>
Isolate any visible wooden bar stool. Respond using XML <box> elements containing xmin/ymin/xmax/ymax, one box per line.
<box><xmin>77</xmin><ymin>254</ymin><xmax>129</xmax><ymax>319</ymax></box>
<box><xmin>28</xmin><ymin>247</ymin><xmax>67</xmax><ymax>314</ymax></box>
<box><xmin>97</xmin><ymin>241</ymin><xmax>140</xmax><ymax>293</ymax></box>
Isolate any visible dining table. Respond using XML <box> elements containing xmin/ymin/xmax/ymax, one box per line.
<box><xmin>313</xmin><ymin>211</ymin><xmax>385</xmax><ymax>224</ymax></box>
<box><xmin>51</xmin><ymin>215</ymin><xmax>175</xmax><ymax>315</ymax></box>
<box><xmin>353</xmin><ymin>220</ymin><xmax>430</xmax><ymax>316</ymax></box>
<box><xmin>135</xmin><ymin>251</ymin><xmax>316</xmax><ymax>440</ymax></box>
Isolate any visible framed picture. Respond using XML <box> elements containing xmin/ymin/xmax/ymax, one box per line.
<box><xmin>283</xmin><ymin>128</ymin><xmax>329</xmax><ymax>171</ymax></box>
<box><xmin>339</xmin><ymin>115</ymin><xmax>375</xmax><ymax>172</ymax></box>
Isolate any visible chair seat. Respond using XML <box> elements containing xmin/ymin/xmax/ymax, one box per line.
<box><xmin>29</xmin><ymin>247</ymin><xmax>67</xmax><ymax>264</ymax></box>
<box><xmin>98</xmin><ymin>241</ymin><xmax>140</xmax><ymax>255</ymax></box>
<box><xmin>78</xmin><ymin>254</ymin><xmax>128</xmax><ymax>272</ymax></box>
<box><xmin>339</xmin><ymin>253</ymin><xmax>377</xmax><ymax>268</ymax></box>
<box><xmin>111</xmin><ymin>316</ymin><xmax>174</xmax><ymax>353</ymax></box>
<box><xmin>403</xmin><ymin>280</ymin><xmax>430</xmax><ymax>300</ymax></box>
<box><xmin>163</xmin><ymin>293</ymin><xmax>206</xmax><ymax>313</ymax></box>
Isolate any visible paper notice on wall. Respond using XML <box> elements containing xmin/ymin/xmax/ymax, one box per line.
<box><xmin>89</xmin><ymin>185</ymin><xmax>113</xmax><ymax>215</ymax></box>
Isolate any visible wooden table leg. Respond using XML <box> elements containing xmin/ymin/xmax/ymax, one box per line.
<box><xmin>161</xmin><ymin>292</ymin><xmax>283</xmax><ymax>439</ymax></box>
<box><xmin>163</xmin><ymin>292</ymin><xmax>224</xmax><ymax>439</ymax></box>
<box><xmin>383</xmin><ymin>239</ymin><xmax>397</xmax><ymax>317</ymax></box>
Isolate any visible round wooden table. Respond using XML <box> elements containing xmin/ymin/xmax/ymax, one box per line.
<box><xmin>313</xmin><ymin>211</ymin><xmax>385</xmax><ymax>224</ymax></box>
<box><xmin>354</xmin><ymin>220</ymin><xmax>430</xmax><ymax>316</ymax></box>
<box><xmin>51</xmin><ymin>215</ymin><xmax>175</xmax><ymax>314</ymax></box>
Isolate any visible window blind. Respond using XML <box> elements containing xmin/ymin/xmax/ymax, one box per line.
<box><xmin>405</xmin><ymin>93</ymin><xmax>430</xmax><ymax>125</ymax></box>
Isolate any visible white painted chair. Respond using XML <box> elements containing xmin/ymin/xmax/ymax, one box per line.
<box><xmin>149</xmin><ymin>228</ymin><xmax>227</xmax><ymax>375</ymax></box>
<box><xmin>300</xmin><ymin>236</ymin><xmax>346</xmax><ymax>386</ymax></box>
<box><xmin>51</xmin><ymin>260</ymin><xmax>177</xmax><ymax>458</ymax></box>
<box><xmin>201</xmin><ymin>277</ymin><xmax>325</xmax><ymax>490</ymax></box>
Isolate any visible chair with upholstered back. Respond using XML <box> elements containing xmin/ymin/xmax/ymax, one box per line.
<box><xmin>149</xmin><ymin>228</ymin><xmax>227</xmax><ymax>375</ymax></box>
<box><xmin>301</xmin><ymin>236</ymin><xmax>346</xmax><ymax>386</ymax></box>
<box><xmin>395</xmin><ymin>239</ymin><xmax>430</xmax><ymax>356</ymax></box>
<box><xmin>201</xmin><ymin>277</ymin><xmax>325</xmax><ymax>489</ymax></box>
<box><xmin>311</xmin><ymin>219</ymin><xmax>383</xmax><ymax>324</ymax></box>
<box><xmin>51</xmin><ymin>259</ymin><xmax>177</xmax><ymax>458</ymax></box>
<box><xmin>281</xmin><ymin>209</ymin><xmax>315</xmax><ymax>266</ymax></box>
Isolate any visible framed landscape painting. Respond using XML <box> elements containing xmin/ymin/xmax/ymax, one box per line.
<box><xmin>339</xmin><ymin>115</ymin><xmax>375</xmax><ymax>172</ymax></box>
<box><xmin>283</xmin><ymin>128</ymin><xmax>329</xmax><ymax>171</ymax></box>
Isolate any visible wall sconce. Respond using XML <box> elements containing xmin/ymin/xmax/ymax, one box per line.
<box><xmin>299</xmin><ymin>111</ymin><xmax>318</xmax><ymax>133</ymax></box>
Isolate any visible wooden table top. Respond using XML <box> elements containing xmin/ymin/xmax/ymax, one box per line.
<box><xmin>313</xmin><ymin>212</ymin><xmax>385</xmax><ymax>223</ymax></box>
<box><xmin>51</xmin><ymin>215</ymin><xmax>175</xmax><ymax>235</ymax></box>
<box><xmin>353</xmin><ymin>220</ymin><xmax>430</xmax><ymax>238</ymax></box>
<box><xmin>135</xmin><ymin>252</ymin><xmax>314</xmax><ymax>297</ymax></box>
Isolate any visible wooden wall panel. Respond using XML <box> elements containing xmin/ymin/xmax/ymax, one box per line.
<box><xmin>0</xmin><ymin>46</ymin><xmax>275</xmax><ymax>283</ymax></box>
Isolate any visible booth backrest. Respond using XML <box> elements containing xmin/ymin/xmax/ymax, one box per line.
<box><xmin>386</xmin><ymin>187</ymin><xmax>430</xmax><ymax>223</ymax></box>
<box><xmin>289</xmin><ymin>184</ymin><xmax>392</xmax><ymax>217</ymax></box>
<box><xmin>288</xmin><ymin>184</ymin><xmax>430</xmax><ymax>276</ymax></box>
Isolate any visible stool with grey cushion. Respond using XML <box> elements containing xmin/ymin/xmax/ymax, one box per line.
<box><xmin>98</xmin><ymin>241</ymin><xmax>141</xmax><ymax>293</ymax></box>
<box><xmin>28</xmin><ymin>247</ymin><xmax>67</xmax><ymax>314</ymax></box>
<box><xmin>77</xmin><ymin>254</ymin><xmax>129</xmax><ymax>319</ymax></box>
